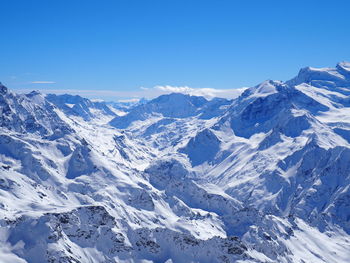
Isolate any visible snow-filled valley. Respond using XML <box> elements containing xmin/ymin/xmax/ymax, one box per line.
<box><xmin>1</xmin><ymin>62</ymin><xmax>350</xmax><ymax>263</ymax></box>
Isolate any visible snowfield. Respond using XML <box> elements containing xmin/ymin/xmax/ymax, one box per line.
<box><xmin>0</xmin><ymin>62</ymin><xmax>350</xmax><ymax>262</ymax></box>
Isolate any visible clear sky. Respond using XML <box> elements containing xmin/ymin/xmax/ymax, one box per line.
<box><xmin>1</xmin><ymin>0</ymin><xmax>350</xmax><ymax>100</ymax></box>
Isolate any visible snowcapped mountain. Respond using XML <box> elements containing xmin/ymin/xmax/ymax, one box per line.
<box><xmin>109</xmin><ymin>93</ymin><xmax>232</xmax><ymax>129</ymax></box>
<box><xmin>0</xmin><ymin>84</ymin><xmax>72</xmax><ymax>137</ymax></box>
<box><xmin>106</xmin><ymin>98</ymin><xmax>148</xmax><ymax>112</ymax></box>
<box><xmin>1</xmin><ymin>62</ymin><xmax>350</xmax><ymax>263</ymax></box>
<box><xmin>45</xmin><ymin>94</ymin><xmax>117</xmax><ymax>121</ymax></box>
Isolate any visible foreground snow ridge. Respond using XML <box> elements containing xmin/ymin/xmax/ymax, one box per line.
<box><xmin>1</xmin><ymin>62</ymin><xmax>350</xmax><ymax>263</ymax></box>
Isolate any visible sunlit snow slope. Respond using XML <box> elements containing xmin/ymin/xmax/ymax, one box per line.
<box><xmin>1</xmin><ymin>62</ymin><xmax>350</xmax><ymax>263</ymax></box>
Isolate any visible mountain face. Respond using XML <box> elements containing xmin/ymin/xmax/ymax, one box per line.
<box><xmin>109</xmin><ymin>93</ymin><xmax>232</xmax><ymax>129</ymax></box>
<box><xmin>0</xmin><ymin>84</ymin><xmax>72</xmax><ymax>137</ymax></box>
<box><xmin>0</xmin><ymin>63</ymin><xmax>350</xmax><ymax>263</ymax></box>
<box><xmin>45</xmin><ymin>94</ymin><xmax>117</xmax><ymax>121</ymax></box>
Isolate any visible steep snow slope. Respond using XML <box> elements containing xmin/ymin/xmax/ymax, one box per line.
<box><xmin>46</xmin><ymin>94</ymin><xmax>117</xmax><ymax>121</ymax></box>
<box><xmin>180</xmin><ymin>66</ymin><xmax>350</xmax><ymax>233</ymax></box>
<box><xmin>1</xmin><ymin>62</ymin><xmax>350</xmax><ymax>263</ymax></box>
<box><xmin>0</xmin><ymin>84</ymin><xmax>72</xmax><ymax>137</ymax></box>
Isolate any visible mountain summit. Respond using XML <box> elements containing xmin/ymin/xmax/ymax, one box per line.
<box><xmin>0</xmin><ymin>62</ymin><xmax>350</xmax><ymax>263</ymax></box>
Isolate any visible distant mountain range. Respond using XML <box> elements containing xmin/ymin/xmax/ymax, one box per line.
<box><xmin>0</xmin><ymin>62</ymin><xmax>350</xmax><ymax>263</ymax></box>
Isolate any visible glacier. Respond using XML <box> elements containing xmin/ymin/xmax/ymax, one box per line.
<box><xmin>0</xmin><ymin>62</ymin><xmax>350</xmax><ymax>262</ymax></box>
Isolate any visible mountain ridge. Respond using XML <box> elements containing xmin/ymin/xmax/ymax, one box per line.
<box><xmin>0</xmin><ymin>62</ymin><xmax>350</xmax><ymax>262</ymax></box>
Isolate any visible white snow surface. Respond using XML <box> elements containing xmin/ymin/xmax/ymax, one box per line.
<box><xmin>0</xmin><ymin>62</ymin><xmax>350</xmax><ymax>263</ymax></box>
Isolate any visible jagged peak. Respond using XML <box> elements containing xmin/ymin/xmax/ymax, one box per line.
<box><xmin>26</xmin><ymin>90</ymin><xmax>42</xmax><ymax>97</ymax></box>
<box><xmin>336</xmin><ymin>61</ymin><xmax>350</xmax><ymax>74</ymax></box>
<box><xmin>0</xmin><ymin>82</ymin><xmax>8</xmax><ymax>94</ymax></box>
<box><xmin>287</xmin><ymin>62</ymin><xmax>350</xmax><ymax>87</ymax></box>
<box><xmin>46</xmin><ymin>93</ymin><xmax>88</xmax><ymax>103</ymax></box>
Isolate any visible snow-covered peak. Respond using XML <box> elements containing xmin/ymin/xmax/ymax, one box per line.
<box><xmin>256</xmin><ymin>80</ymin><xmax>280</xmax><ymax>91</ymax></box>
<box><xmin>247</xmin><ymin>80</ymin><xmax>280</xmax><ymax>97</ymax></box>
<box><xmin>109</xmin><ymin>93</ymin><xmax>230</xmax><ymax>129</ymax></box>
<box><xmin>25</xmin><ymin>90</ymin><xmax>47</xmax><ymax>105</ymax></box>
<box><xmin>287</xmin><ymin>62</ymin><xmax>350</xmax><ymax>88</ymax></box>
<box><xmin>336</xmin><ymin>61</ymin><xmax>350</xmax><ymax>74</ymax></box>
<box><xmin>0</xmin><ymin>84</ymin><xmax>72</xmax><ymax>137</ymax></box>
<box><xmin>149</xmin><ymin>93</ymin><xmax>208</xmax><ymax>114</ymax></box>
<box><xmin>46</xmin><ymin>93</ymin><xmax>116</xmax><ymax>121</ymax></box>
<box><xmin>0</xmin><ymin>82</ymin><xmax>8</xmax><ymax>94</ymax></box>
<box><xmin>1</xmin><ymin>60</ymin><xmax>350</xmax><ymax>263</ymax></box>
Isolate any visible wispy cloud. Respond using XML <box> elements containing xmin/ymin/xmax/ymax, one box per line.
<box><xmin>30</xmin><ymin>81</ymin><xmax>56</xmax><ymax>84</ymax></box>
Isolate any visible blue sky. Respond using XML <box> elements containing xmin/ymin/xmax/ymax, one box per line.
<box><xmin>1</xmin><ymin>0</ymin><xmax>350</xmax><ymax>100</ymax></box>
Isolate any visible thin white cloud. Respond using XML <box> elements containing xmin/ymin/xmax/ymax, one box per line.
<box><xmin>31</xmin><ymin>81</ymin><xmax>56</xmax><ymax>84</ymax></box>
